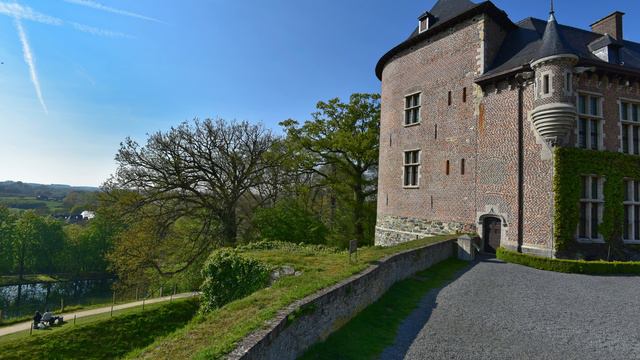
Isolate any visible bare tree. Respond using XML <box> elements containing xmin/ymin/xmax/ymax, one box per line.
<box><xmin>105</xmin><ymin>118</ymin><xmax>278</xmax><ymax>247</ymax></box>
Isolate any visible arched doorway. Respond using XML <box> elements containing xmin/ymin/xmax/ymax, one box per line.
<box><xmin>483</xmin><ymin>217</ymin><xmax>502</xmax><ymax>253</ymax></box>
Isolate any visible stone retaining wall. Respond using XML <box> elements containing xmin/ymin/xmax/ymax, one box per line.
<box><xmin>227</xmin><ymin>239</ymin><xmax>456</xmax><ymax>360</ymax></box>
<box><xmin>375</xmin><ymin>215</ymin><xmax>475</xmax><ymax>246</ymax></box>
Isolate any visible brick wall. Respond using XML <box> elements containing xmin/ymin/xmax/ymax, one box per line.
<box><xmin>376</xmin><ymin>16</ymin><xmax>491</xmax><ymax>244</ymax></box>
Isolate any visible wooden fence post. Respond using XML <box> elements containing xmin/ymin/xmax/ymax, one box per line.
<box><xmin>73</xmin><ymin>314</ymin><xmax>76</xmax><ymax>325</ymax></box>
<box><xmin>110</xmin><ymin>291</ymin><xmax>115</xmax><ymax>317</ymax></box>
<box><xmin>60</xmin><ymin>298</ymin><xmax>64</xmax><ymax>313</ymax></box>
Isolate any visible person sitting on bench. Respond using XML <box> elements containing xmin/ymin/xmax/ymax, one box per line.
<box><xmin>33</xmin><ymin>311</ymin><xmax>42</xmax><ymax>328</ymax></box>
<box><xmin>41</xmin><ymin>309</ymin><xmax>61</xmax><ymax>326</ymax></box>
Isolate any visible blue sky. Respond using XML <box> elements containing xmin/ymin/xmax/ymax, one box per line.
<box><xmin>0</xmin><ymin>0</ymin><xmax>639</xmax><ymax>186</ymax></box>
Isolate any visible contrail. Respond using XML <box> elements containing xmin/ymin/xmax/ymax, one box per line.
<box><xmin>15</xmin><ymin>19</ymin><xmax>48</xmax><ymax>114</ymax></box>
<box><xmin>70</xmin><ymin>22</ymin><xmax>133</xmax><ymax>38</ymax></box>
<box><xmin>63</xmin><ymin>0</ymin><xmax>164</xmax><ymax>23</ymax></box>
<box><xmin>0</xmin><ymin>2</ymin><xmax>134</xmax><ymax>38</ymax></box>
<box><xmin>0</xmin><ymin>2</ymin><xmax>63</xmax><ymax>25</ymax></box>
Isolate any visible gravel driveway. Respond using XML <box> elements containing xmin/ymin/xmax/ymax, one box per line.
<box><xmin>381</xmin><ymin>258</ymin><xmax>640</xmax><ymax>360</ymax></box>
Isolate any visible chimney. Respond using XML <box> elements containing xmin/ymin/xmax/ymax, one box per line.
<box><xmin>590</xmin><ymin>11</ymin><xmax>625</xmax><ymax>41</ymax></box>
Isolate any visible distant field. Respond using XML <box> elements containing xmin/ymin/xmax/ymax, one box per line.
<box><xmin>0</xmin><ymin>196</ymin><xmax>65</xmax><ymax>213</ymax></box>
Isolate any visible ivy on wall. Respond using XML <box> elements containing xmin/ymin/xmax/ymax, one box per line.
<box><xmin>554</xmin><ymin>147</ymin><xmax>640</xmax><ymax>254</ymax></box>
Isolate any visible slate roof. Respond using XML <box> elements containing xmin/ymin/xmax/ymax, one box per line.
<box><xmin>477</xmin><ymin>16</ymin><xmax>640</xmax><ymax>82</ymax></box>
<box><xmin>375</xmin><ymin>0</ymin><xmax>515</xmax><ymax>79</ymax></box>
<box><xmin>406</xmin><ymin>0</ymin><xmax>478</xmax><ymax>40</ymax></box>
<box><xmin>532</xmin><ymin>12</ymin><xmax>576</xmax><ymax>63</ymax></box>
<box><xmin>375</xmin><ymin>0</ymin><xmax>640</xmax><ymax>82</ymax></box>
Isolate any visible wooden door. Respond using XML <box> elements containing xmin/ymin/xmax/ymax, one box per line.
<box><xmin>483</xmin><ymin>217</ymin><xmax>501</xmax><ymax>253</ymax></box>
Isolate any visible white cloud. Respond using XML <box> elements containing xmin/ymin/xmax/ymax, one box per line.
<box><xmin>0</xmin><ymin>2</ymin><xmax>63</xmax><ymax>25</ymax></box>
<box><xmin>63</xmin><ymin>0</ymin><xmax>164</xmax><ymax>23</ymax></box>
<box><xmin>70</xmin><ymin>22</ymin><xmax>133</xmax><ymax>38</ymax></box>
<box><xmin>15</xmin><ymin>19</ymin><xmax>48</xmax><ymax>114</ymax></box>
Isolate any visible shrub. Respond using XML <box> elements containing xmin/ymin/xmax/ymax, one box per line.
<box><xmin>497</xmin><ymin>247</ymin><xmax>640</xmax><ymax>275</ymax></box>
<box><xmin>253</xmin><ymin>200</ymin><xmax>328</xmax><ymax>244</ymax></box>
<box><xmin>200</xmin><ymin>248</ymin><xmax>270</xmax><ymax>312</ymax></box>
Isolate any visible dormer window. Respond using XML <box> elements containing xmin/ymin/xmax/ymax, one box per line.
<box><xmin>418</xmin><ymin>12</ymin><xmax>431</xmax><ymax>33</ymax></box>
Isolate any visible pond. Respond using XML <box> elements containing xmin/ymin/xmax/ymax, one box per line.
<box><xmin>0</xmin><ymin>279</ymin><xmax>115</xmax><ymax>320</ymax></box>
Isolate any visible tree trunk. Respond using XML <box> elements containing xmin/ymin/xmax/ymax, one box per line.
<box><xmin>353</xmin><ymin>183</ymin><xmax>365</xmax><ymax>245</ymax></box>
<box><xmin>220</xmin><ymin>209</ymin><xmax>237</xmax><ymax>245</ymax></box>
<box><xmin>18</xmin><ymin>242</ymin><xmax>25</xmax><ymax>281</ymax></box>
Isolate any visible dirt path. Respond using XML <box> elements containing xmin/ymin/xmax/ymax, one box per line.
<box><xmin>0</xmin><ymin>292</ymin><xmax>198</xmax><ymax>337</ymax></box>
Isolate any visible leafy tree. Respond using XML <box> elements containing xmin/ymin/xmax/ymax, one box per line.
<box><xmin>281</xmin><ymin>93</ymin><xmax>380</xmax><ymax>245</ymax></box>
<box><xmin>0</xmin><ymin>206</ymin><xmax>16</xmax><ymax>273</ymax></box>
<box><xmin>253</xmin><ymin>199</ymin><xmax>327</xmax><ymax>244</ymax></box>
<box><xmin>106</xmin><ymin>118</ymin><xmax>279</xmax><ymax>247</ymax></box>
<box><xmin>62</xmin><ymin>213</ymin><xmax>118</xmax><ymax>274</ymax></box>
<box><xmin>13</xmin><ymin>212</ymin><xmax>64</xmax><ymax>276</ymax></box>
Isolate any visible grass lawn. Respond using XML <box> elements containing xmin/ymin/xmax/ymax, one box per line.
<box><xmin>130</xmin><ymin>235</ymin><xmax>457</xmax><ymax>360</ymax></box>
<box><xmin>300</xmin><ymin>258</ymin><xmax>468</xmax><ymax>359</ymax></box>
<box><xmin>0</xmin><ymin>298</ymin><xmax>199</xmax><ymax>360</ymax></box>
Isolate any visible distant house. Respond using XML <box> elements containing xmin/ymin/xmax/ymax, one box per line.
<box><xmin>81</xmin><ymin>210</ymin><xmax>96</xmax><ymax>220</ymax></box>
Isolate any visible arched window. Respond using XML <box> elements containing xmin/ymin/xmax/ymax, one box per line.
<box><xmin>446</xmin><ymin>160</ymin><xmax>450</xmax><ymax>175</ymax></box>
<box><xmin>461</xmin><ymin>159</ymin><xmax>465</xmax><ymax>175</ymax></box>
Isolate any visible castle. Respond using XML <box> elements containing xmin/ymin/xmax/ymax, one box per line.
<box><xmin>374</xmin><ymin>0</ymin><xmax>640</xmax><ymax>259</ymax></box>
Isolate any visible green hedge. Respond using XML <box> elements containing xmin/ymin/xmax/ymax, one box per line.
<box><xmin>554</xmin><ymin>147</ymin><xmax>640</xmax><ymax>253</ymax></box>
<box><xmin>497</xmin><ymin>247</ymin><xmax>640</xmax><ymax>275</ymax></box>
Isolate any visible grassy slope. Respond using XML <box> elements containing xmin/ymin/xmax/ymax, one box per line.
<box><xmin>131</xmin><ymin>235</ymin><xmax>456</xmax><ymax>360</ymax></box>
<box><xmin>0</xmin><ymin>299</ymin><xmax>152</xmax><ymax>329</ymax></box>
<box><xmin>0</xmin><ymin>299</ymin><xmax>199</xmax><ymax>360</ymax></box>
<box><xmin>300</xmin><ymin>258</ymin><xmax>468</xmax><ymax>360</ymax></box>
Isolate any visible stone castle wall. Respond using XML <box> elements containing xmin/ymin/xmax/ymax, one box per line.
<box><xmin>375</xmin><ymin>215</ymin><xmax>475</xmax><ymax>246</ymax></box>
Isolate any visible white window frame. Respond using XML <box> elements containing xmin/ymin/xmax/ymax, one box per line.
<box><xmin>538</xmin><ymin>70</ymin><xmax>553</xmax><ymax>99</ymax></box>
<box><xmin>403</xmin><ymin>149</ymin><xmax>420</xmax><ymax>188</ymax></box>
<box><xmin>619</xmin><ymin>100</ymin><xmax>640</xmax><ymax>155</ymax></box>
<box><xmin>564</xmin><ymin>71</ymin><xmax>573</xmax><ymax>95</ymax></box>
<box><xmin>419</xmin><ymin>17</ymin><xmax>429</xmax><ymax>33</ymax></box>
<box><xmin>404</xmin><ymin>92</ymin><xmax>421</xmax><ymax>126</ymax></box>
<box><xmin>577</xmin><ymin>175</ymin><xmax>605</xmax><ymax>244</ymax></box>
<box><xmin>623</xmin><ymin>179</ymin><xmax>640</xmax><ymax>244</ymax></box>
<box><xmin>576</xmin><ymin>93</ymin><xmax>604</xmax><ymax>150</ymax></box>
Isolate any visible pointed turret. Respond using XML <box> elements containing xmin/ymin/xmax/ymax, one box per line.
<box><xmin>529</xmin><ymin>2</ymin><xmax>578</xmax><ymax>147</ymax></box>
<box><xmin>531</xmin><ymin>4</ymin><xmax>577</xmax><ymax>66</ymax></box>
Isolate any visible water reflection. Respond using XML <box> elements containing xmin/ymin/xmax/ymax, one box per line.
<box><xmin>0</xmin><ymin>279</ymin><xmax>114</xmax><ymax>319</ymax></box>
